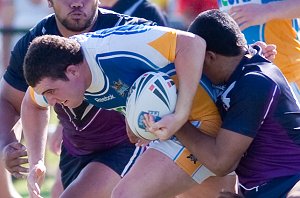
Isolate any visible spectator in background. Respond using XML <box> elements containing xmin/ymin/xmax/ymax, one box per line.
<box><xmin>176</xmin><ymin>0</ymin><xmax>217</xmax><ymax>29</ymax></box>
<box><xmin>0</xmin><ymin>0</ymin><xmax>14</xmax><ymax>75</ymax></box>
<box><xmin>149</xmin><ymin>0</ymin><xmax>169</xmax><ymax>12</ymax></box>
<box><xmin>99</xmin><ymin>0</ymin><xmax>168</xmax><ymax>26</ymax></box>
<box><xmin>218</xmin><ymin>0</ymin><xmax>300</xmax><ymax>102</ymax></box>
<box><xmin>1</xmin><ymin>0</ymin><xmax>51</xmax><ymax>71</ymax></box>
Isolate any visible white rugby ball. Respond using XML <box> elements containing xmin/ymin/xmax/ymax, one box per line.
<box><xmin>126</xmin><ymin>71</ymin><xmax>177</xmax><ymax>140</ymax></box>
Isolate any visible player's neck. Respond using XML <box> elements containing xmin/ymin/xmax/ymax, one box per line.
<box><xmin>100</xmin><ymin>0</ymin><xmax>118</xmax><ymax>8</ymax></box>
<box><xmin>222</xmin><ymin>52</ymin><xmax>246</xmax><ymax>82</ymax></box>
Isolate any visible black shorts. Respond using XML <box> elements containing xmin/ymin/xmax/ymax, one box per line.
<box><xmin>59</xmin><ymin>142</ymin><xmax>144</xmax><ymax>189</ymax></box>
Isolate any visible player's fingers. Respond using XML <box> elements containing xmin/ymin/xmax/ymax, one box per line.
<box><xmin>11</xmin><ymin>165</ymin><xmax>29</xmax><ymax>174</ymax></box>
<box><xmin>6</xmin><ymin>153</ymin><xmax>28</xmax><ymax>168</ymax></box>
<box><xmin>239</xmin><ymin>22</ymin><xmax>251</xmax><ymax>31</ymax></box>
<box><xmin>5</xmin><ymin>149</ymin><xmax>28</xmax><ymax>162</ymax></box>
<box><xmin>135</xmin><ymin>139</ymin><xmax>150</xmax><ymax>147</ymax></box>
<box><xmin>34</xmin><ymin>182</ymin><xmax>42</xmax><ymax>195</ymax></box>
<box><xmin>265</xmin><ymin>54</ymin><xmax>276</xmax><ymax>62</ymax></box>
<box><xmin>12</xmin><ymin>171</ymin><xmax>27</xmax><ymax>179</ymax></box>
<box><xmin>265</xmin><ymin>44</ymin><xmax>277</xmax><ymax>54</ymax></box>
<box><xmin>144</xmin><ymin>114</ymin><xmax>158</xmax><ymax>132</ymax></box>
<box><xmin>151</xmin><ymin>128</ymin><xmax>169</xmax><ymax>141</ymax></box>
<box><xmin>253</xmin><ymin>41</ymin><xmax>267</xmax><ymax>48</ymax></box>
<box><xmin>9</xmin><ymin>142</ymin><xmax>27</xmax><ymax>150</ymax></box>
<box><xmin>228</xmin><ymin>5</ymin><xmax>244</xmax><ymax>16</ymax></box>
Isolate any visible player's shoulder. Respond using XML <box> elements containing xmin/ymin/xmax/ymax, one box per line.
<box><xmin>12</xmin><ymin>14</ymin><xmax>58</xmax><ymax>55</ymax></box>
<box><xmin>98</xmin><ymin>8</ymin><xmax>157</xmax><ymax>27</ymax></box>
<box><xmin>28</xmin><ymin>14</ymin><xmax>57</xmax><ymax>37</ymax></box>
<box><xmin>90</xmin><ymin>23</ymin><xmax>172</xmax><ymax>38</ymax></box>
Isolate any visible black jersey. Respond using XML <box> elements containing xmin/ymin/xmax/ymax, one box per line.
<box><xmin>4</xmin><ymin>8</ymin><xmax>156</xmax><ymax>92</ymax></box>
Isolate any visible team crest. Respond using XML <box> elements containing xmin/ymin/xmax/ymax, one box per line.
<box><xmin>111</xmin><ymin>79</ymin><xmax>129</xmax><ymax>97</ymax></box>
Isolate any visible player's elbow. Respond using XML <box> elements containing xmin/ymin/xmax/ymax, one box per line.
<box><xmin>210</xmin><ymin>161</ymin><xmax>237</xmax><ymax>176</ymax></box>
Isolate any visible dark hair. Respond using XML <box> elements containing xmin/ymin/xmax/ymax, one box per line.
<box><xmin>24</xmin><ymin>35</ymin><xmax>84</xmax><ymax>87</ymax></box>
<box><xmin>188</xmin><ymin>9</ymin><xmax>246</xmax><ymax>56</ymax></box>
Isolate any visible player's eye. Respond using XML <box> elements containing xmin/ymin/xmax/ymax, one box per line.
<box><xmin>45</xmin><ymin>89</ymin><xmax>55</xmax><ymax>95</ymax></box>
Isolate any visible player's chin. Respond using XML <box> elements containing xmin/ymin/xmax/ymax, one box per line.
<box><xmin>66</xmin><ymin>100</ymin><xmax>82</xmax><ymax>108</ymax></box>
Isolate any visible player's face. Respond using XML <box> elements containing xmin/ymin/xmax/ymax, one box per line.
<box><xmin>203</xmin><ymin>53</ymin><xmax>226</xmax><ymax>85</ymax></box>
<box><xmin>34</xmin><ymin>77</ymin><xmax>86</xmax><ymax>108</ymax></box>
<box><xmin>49</xmin><ymin>0</ymin><xmax>99</xmax><ymax>32</ymax></box>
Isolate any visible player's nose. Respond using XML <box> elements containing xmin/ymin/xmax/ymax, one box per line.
<box><xmin>70</xmin><ymin>1</ymin><xmax>84</xmax><ymax>9</ymax></box>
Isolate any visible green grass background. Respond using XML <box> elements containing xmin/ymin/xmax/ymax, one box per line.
<box><xmin>14</xmin><ymin>149</ymin><xmax>59</xmax><ymax>198</ymax></box>
<box><xmin>14</xmin><ymin>108</ymin><xmax>59</xmax><ymax>198</ymax></box>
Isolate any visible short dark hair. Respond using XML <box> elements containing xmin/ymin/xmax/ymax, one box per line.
<box><xmin>24</xmin><ymin>35</ymin><xmax>84</xmax><ymax>87</ymax></box>
<box><xmin>188</xmin><ymin>9</ymin><xmax>247</xmax><ymax>56</ymax></box>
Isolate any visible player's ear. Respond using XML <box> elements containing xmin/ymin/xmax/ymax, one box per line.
<box><xmin>47</xmin><ymin>0</ymin><xmax>53</xmax><ymax>8</ymax></box>
<box><xmin>204</xmin><ymin>51</ymin><xmax>217</xmax><ymax>65</ymax></box>
<box><xmin>65</xmin><ymin>65</ymin><xmax>80</xmax><ymax>78</ymax></box>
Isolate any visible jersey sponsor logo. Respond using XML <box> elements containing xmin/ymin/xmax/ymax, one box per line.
<box><xmin>94</xmin><ymin>94</ymin><xmax>116</xmax><ymax>103</ymax></box>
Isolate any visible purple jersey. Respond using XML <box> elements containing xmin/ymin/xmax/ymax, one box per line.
<box><xmin>217</xmin><ymin>47</ymin><xmax>300</xmax><ymax>188</ymax></box>
<box><xmin>55</xmin><ymin>102</ymin><xmax>129</xmax><ymax>156</ymax></box>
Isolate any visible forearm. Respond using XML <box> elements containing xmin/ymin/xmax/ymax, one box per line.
<box><xmin>176</xmin><ymin>123</ymin><xmax>237</xmax><ymax>176</ymax></box>
<box><xmin>0</xmin><ymin>106</ymin><xmax>19</xmax><ymax>149</ymax></box>
<box><xmin>0</xmin><ymin>80</ymin><xmax>24</xmax><ymax>149</ymax></box>
<box><xmin>21</xmin><ymin>90</ymin><xmax>49</xmax><ymax>166</ymax></box>
<box><xmin>175</xmin><ymin>33</ymin><xmax>205</xmax><ymax>122</ymax></box>
<box><xmin>266</xmin><ymin>0</ymin><xmax>300</xmax><ymax>20</ymax></box>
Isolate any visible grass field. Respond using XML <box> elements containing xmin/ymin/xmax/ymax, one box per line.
<box><xmin>14</xmin><ymin>176</ymin><xmax>55</xmax><ymax>198</ymax></box>
<box><xmin>14</xmin><ymin>148</ymin><xmax>59</xmax><ymax>198</ymax></box>
<box><xmin>14</xmin><ymin>109</ymin><xmax>60</xmax><ymax>198</ymax></box>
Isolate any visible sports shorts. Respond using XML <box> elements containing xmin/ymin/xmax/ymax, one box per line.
<box><xmin>239</xmin><ymin>173</ymin><xmax>300</xmax><ymax>198</ymax></box>
<box><xmin>59</xmin><ymin>141</ymin><xmax>145</xmax><ymax>189</ymax></box>
<box><xmin>149</xmin><ymin>136</ymin><xmax>215</xmax><ymax>183</ymax></box>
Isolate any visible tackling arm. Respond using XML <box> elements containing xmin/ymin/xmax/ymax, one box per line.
<box><xmin>176</xmin><ymin>122</ymin><xmax>253</xmax><ymax>176</ymax></box>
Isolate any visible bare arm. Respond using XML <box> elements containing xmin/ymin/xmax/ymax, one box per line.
<box><xmin>0</xmin><ymin>79</ymin><xmax>29</xmax><ymax>177</ymax></box>
<box><xmin>174</xmin><ymin>31</ymin><xmax>205</xmax><ymax>126</ymax></box>
<box><xmin>0</xmin><ymin>79</ymin><xmax>24</xmax><ymax>149</ymax></box>
<box><xmin>149</xmin><ymin>32</ymin><xmax>206</xmax><ymax>140</ymax></box>
<box><xmin>21</xmin><ymin>88</ymin><xmax>49</xmax><ymax>165</ymax></box>
<box><xmin>0</xmin><ymin>0</ymin><xmax>15</xmax><ymax>67</ymax></box>
<box><xmin>176</xmin><ymin>122</ymin><xmax>253</xmax><ymax>176</ymax></box>
<box><xmin>230</xmin><ymin>0</ymin><xmax>300</xmax><ymax>30</ymax></box>
<box><xmin>21</xmin><ymin>88</ymin><xmax>49</xmax><ymax>197</ymax></box>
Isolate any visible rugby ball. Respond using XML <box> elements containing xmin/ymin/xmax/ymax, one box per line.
<box><xmin>126</xmin><ymin>71</ymin><xmax>177</xmax><ymax>140</ymax></box>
